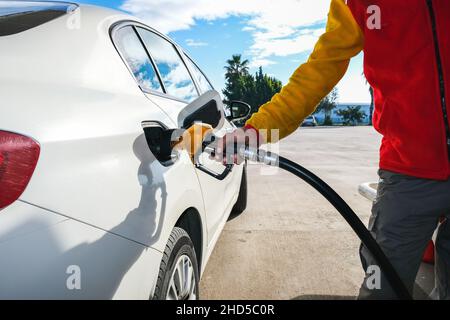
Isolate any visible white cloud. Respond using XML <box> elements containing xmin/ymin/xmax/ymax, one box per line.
<box><xmin>249</xmin><ymin>27</ymin><xmax>325</xmax><ymax>59</ymax></box>
<box><xmin>185</xmin><ymin>39</ymin><xmax>208</xmax><ymax>47</ymax></box>
<box><xmin>121</xmin><ymin>0</ymin><xmax>330</xmax><ymax>66</ymax></box>
<box><xmin>249</xmin><ymin>58</ymin><xmax>276</xmax><ymax>68</ymax></box>
<box><xmin>242</xmin><ymin>26</ymin><xmax>256</xmax><ymax>32</ymax></box>
<box><xmin>336</xmin><ymin>54</ymin><xmax>371</xmax><ymax>103</ymax></box>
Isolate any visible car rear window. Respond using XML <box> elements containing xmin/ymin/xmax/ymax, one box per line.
<box><xmin>114</xmin><ymin>26</ymin><xmax>164</xmax><ymax>93</ymax></box>
<box><xmin>136</xmin><ymin>28</ymin><xmax>199</xmax><ymax>103</ymax></box>
<box><xmin>184</xmin><ymin>54</ymin><xmax>214</xmax><ymax>94</ymax></box>
<box><xmin>0</xmin><ymin>1</ymin><xmax>77</xmax><ymax>36</ymax></box>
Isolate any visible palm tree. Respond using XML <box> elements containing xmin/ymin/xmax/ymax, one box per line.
<box><xmin>224</xmin><ymin>54</ymin><xmax>249</xmax><ymax>79</ymax></box>
<box><xmin>362</xmin><ymin>72</ymin><xmax>374</xmax><ymax>126</ymax></box>
<box><xmin>337</xmin><ymin>105</ymin><xmax>366</xmax><ymax>126</ymax></box>
<box><xmin>316</xmin><ymin>88</ymin><xmax>338</xmax><ymax>125</ymax></box>
<box><xmin>368</xmin><ymin>86</ymin><xmax>374</xmax><ymax>126</ymax></box>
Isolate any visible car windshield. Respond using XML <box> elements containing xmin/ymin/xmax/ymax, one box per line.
<box><xmin>0</xmin><ymin>1</ymin><xmax>77</xmax><ymax>36</ymax></box>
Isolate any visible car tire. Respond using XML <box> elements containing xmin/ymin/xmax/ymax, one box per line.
<box><xmin>152</xmin><ymin>227</ymin><xmax>200</xmax><ymax>300</ymax></box>
<box><xmin>228</xmin><ymin>165</ymin><xmax>247</xmax><ymax>220</ymax></box>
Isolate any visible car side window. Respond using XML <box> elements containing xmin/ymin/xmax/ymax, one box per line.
<box><xmin>136</xmin><ymin>28</ymin><xmax>199</xmax><ymax>103</ymax></box>
<box><xmin>114</xmin><ymin>26</ymin><xmax>163</xmax><ymax>93</ymax></box>
<box><xmin>184</xmin><ymin>55</ymin><xmax>214</xmax><ymax>94</ymax></box>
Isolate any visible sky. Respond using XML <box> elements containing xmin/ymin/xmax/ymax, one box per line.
<box><xmin>80</xmin><ymin>0</ymin><xmax>370</xmax><ymax>104</ymax></box>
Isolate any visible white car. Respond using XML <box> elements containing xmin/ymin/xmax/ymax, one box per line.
<box><xmin>0</xmin><ymin>1</ymin><xmax>247</xmax><ymax>299</ymax></box>
<box><xmin>301</xmin><ymin>116</ymin><xmax>318</xmax><ymax>127</ymax></box>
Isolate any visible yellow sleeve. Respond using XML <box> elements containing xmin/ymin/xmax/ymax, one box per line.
<box><xmin>246</xmin><ymin>0</ymin><xmax>364</xmax><ymax>142</ymax></box>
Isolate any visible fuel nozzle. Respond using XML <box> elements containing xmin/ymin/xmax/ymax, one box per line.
<box><xmin>172</xmin><ymin>123</ymin><xmax>279</xmax><ymax>167</ymax></box>
<box><xmin>172</xmin><ymin>123</ymin><xmax>214</xmax><ymax>162</ymax></box>
<box><xmin>239</xmin><ymin>147</ymin><xmax>279</xmax><ymax>166</ymax></box>
<box><xmin>203</xmin><ymin>140</ymin><xmax>278</xmax><ymax>167</ymax></box>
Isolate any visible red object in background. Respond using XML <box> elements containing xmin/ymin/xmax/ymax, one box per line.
<box><xmin>0</xmin><ymin>131</ymin><xmax>40</xmax><ymax>210</ymax></box>
<box><xmin>424</xmin><ymin>218</ymin><xmax>449</xmax><ymax>264</ymax></box>
<box><xmin>423</xmin><ymin>240</ymin><xmax>435</xmax><ymax>264</ymax></box>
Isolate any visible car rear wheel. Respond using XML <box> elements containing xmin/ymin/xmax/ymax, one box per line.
<box><xmin>153</xmin><ymin>227</ymin><xmax>199</xmax><ymax>300</ymax></box>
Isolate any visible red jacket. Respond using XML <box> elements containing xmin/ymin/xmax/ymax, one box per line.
<box><xmin>349</xmin><ymin>0</ymin><xmax>450</xmax><ymax>180</ymax></box>
<box><xmin>247</xmin><ymin>0</ymin><xmax>450</xmax><ymax>180</ymax></box>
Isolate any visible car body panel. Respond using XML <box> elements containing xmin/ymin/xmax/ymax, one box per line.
<box><xmin>0</xmin><ymin>201</ymin><xmax>162</xmax><ymax>299</ymax></box>
<box><xmin>0</xmin><ymin>2</ymin><xmax>242</xmax><ymax>298</ymax></box>
<box><xmin>0</xmin><ymin>5</ymin><xmax>208</xmax><ymax>251</ymax></box>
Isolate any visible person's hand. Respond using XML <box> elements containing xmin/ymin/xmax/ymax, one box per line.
<box><xmin>212</xmin><ymin>125</ymin><xmax>261</xmax><ymax>165</ymax></box>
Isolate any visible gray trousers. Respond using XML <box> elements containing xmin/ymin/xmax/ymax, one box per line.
<box><xmin>359</xmin><ymin>169</ymin><xmax>450</xmax><ymax>300</ymax></box>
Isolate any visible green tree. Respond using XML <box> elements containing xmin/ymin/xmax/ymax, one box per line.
<box><xmin>315</xmin><ymin>88</ymin><xmax>338</xmax><ymax>125</ymax></box>
<box><xmin>224</xmin><ymin>54</ymin><xmax>249</xmax><ymax>78</ymax></box>
<box><xmin>251</xmin><ymin>66</ymin><xmax>282</xmax><ymax>113</ymax></box>
<box><xmin>336</xmin><ymin>105</ymin><xmax>366</xmax><ymax>126</ymax></box>
<box><xmin>223</xmin><ymin>55</ymin><xmax>250</xmax><ymax>105</ymax></box>
<box><xmin>363</xmin><ymin>73</ymin><xmax>374</xmax><ymax>126</ymax></box>
<box><xmin>223</xmin><ymin>55</ymin><xmax>282</xmax><ymax>120</ymax></box>
<box><xmin>368</xmin><ymin>86</ymin><xmax>374</xmax><ymax>126</ymax></box>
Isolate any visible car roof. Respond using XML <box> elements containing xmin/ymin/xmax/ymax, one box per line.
<box><xmin>0</xmin><ymin>1</ymin><xmax>209</xmax><ymax>109</ymax></box>
<box><xmin>0</xmin><ymin>1</ymin><xmax>77</xmax><ymax>16</ymax></box>
<box><xmin>0</xmin><ymin>1</ymin><xmax>179</xmax><ymax>51</ymax></box>
<box><xmin>0</xmin><ymin>1</ymin><xmax>147</xmax><ymax>31</ymax></box>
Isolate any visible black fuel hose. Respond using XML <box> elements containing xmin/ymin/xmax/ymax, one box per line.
<box><xmin>276</xmin><ymin>155</ymin><xmax>412</xmax><ymax>300</ymax></box>
<box><xmin>203</xmin><ymin>142</ymin><xmax>413</xmax><ymax>299</ymax></box>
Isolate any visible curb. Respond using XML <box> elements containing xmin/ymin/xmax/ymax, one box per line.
<box><xmin>358</xmin><ymin>182</ymin><xmax>378</xmax><ymax>202</ymax></box>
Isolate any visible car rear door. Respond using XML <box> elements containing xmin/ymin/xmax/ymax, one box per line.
<box><xmin>133</xmin><ymin>26</ymin><xmax>237</xmax><ymax>245</ymax></box>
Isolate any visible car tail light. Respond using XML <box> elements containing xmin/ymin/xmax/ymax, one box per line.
<box><xmin>0</xmin><ymin>131</ymin><xmax>40</xmax><ymax>210</ymax></box>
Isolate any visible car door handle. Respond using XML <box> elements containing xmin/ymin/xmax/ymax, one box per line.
<box><xmin>194</xmin><ymin>162</ymin><xmax>234</xmax><ymax>181</ymax></box>
<box><xmin>192</xmin><ymin>138</ymin><xmax>234</xmax><ymax>180</ymax></box>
